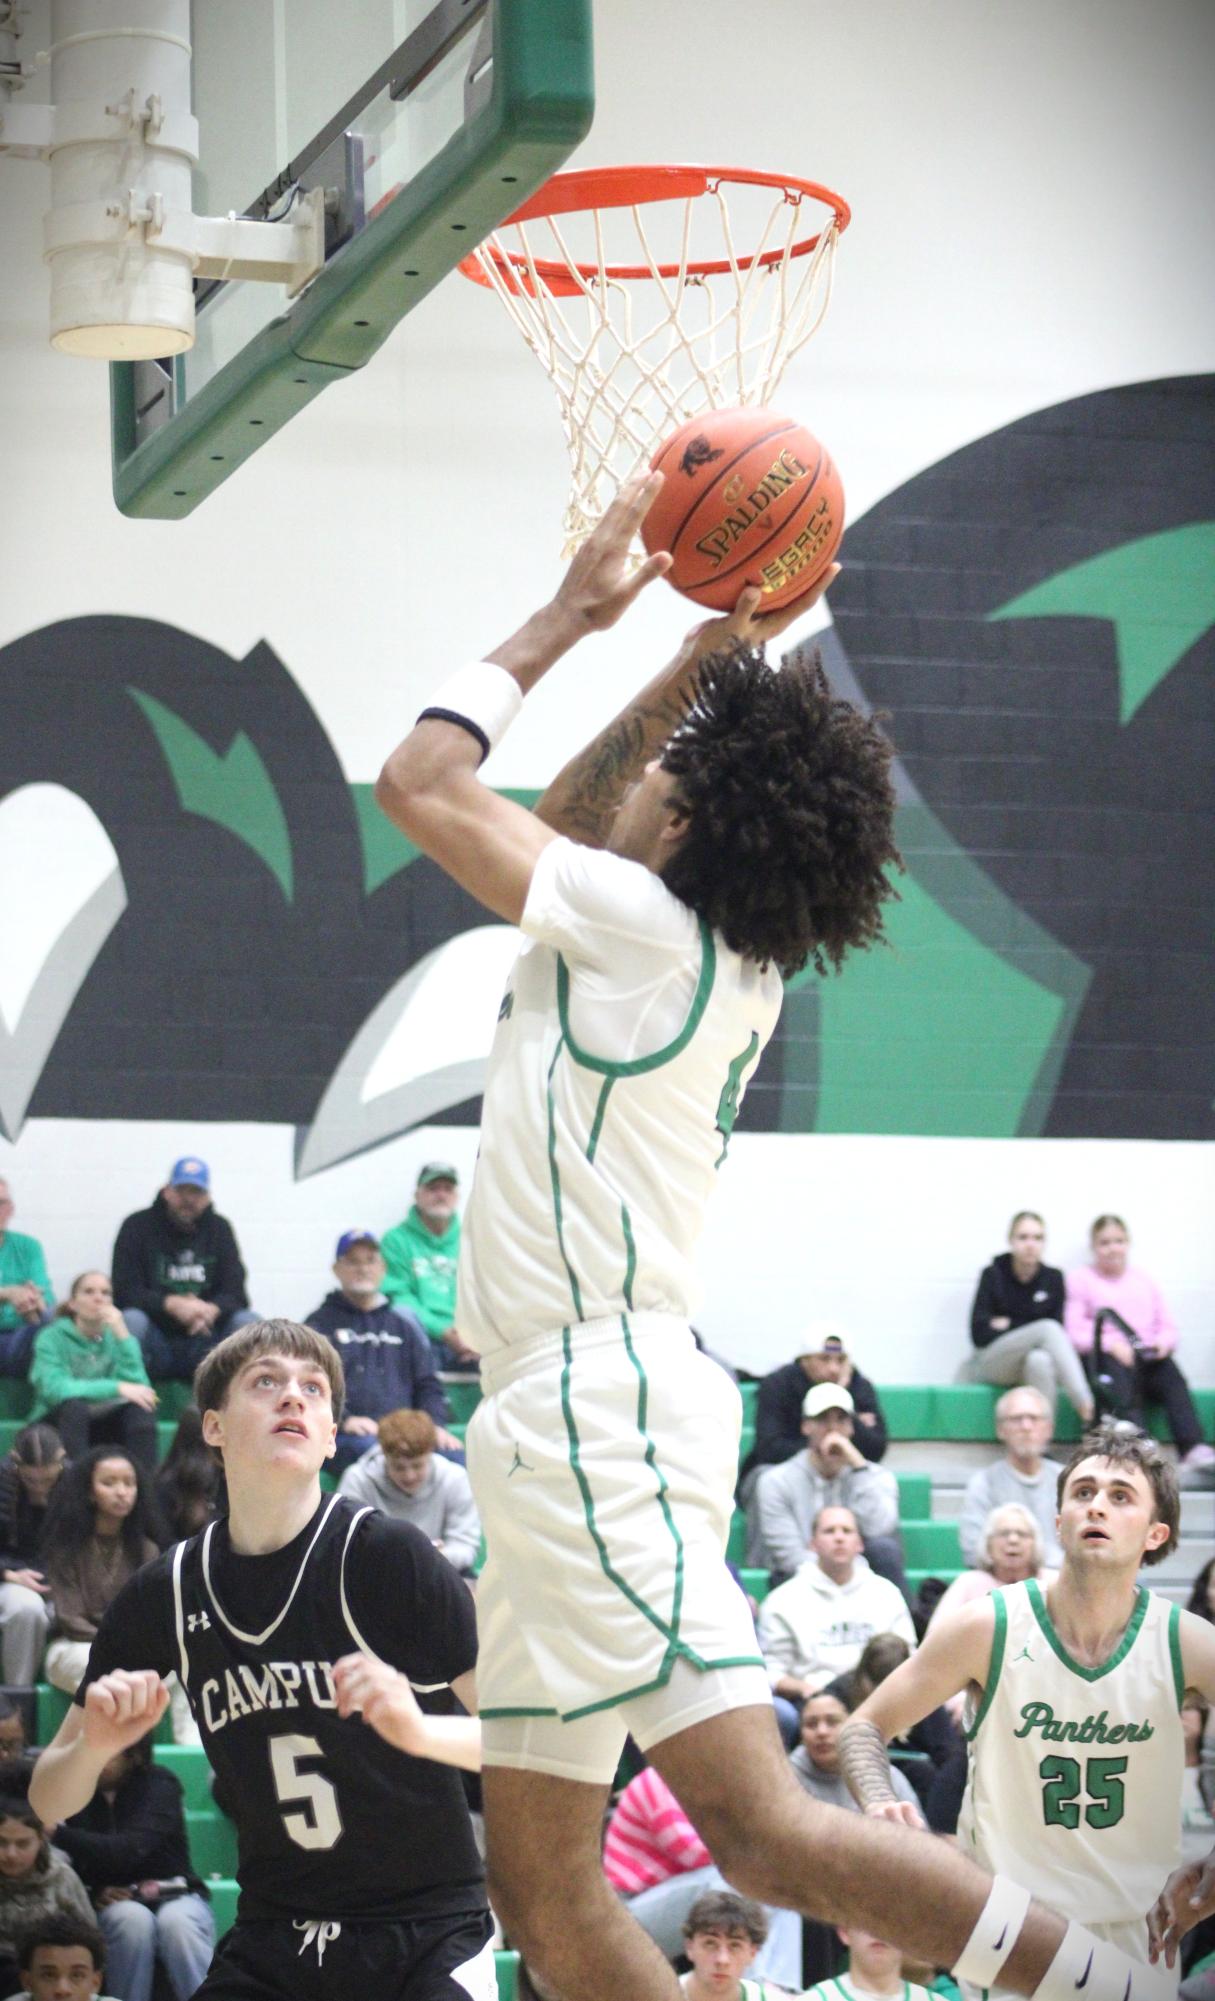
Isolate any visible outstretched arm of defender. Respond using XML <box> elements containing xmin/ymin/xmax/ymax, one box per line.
<box><xmin>31</xmin><ymin>1670</ymin><xmax>171</xmax><ymax>1824</ymax></box>
<box><xmin>375</xmin><ymin>475</ymin><xmax>673</xmax><ymax>925</ymax></box>
<box><xmin>839</xmin><ymin>1595</ymin><xmax>995</xmax><ymax>1823</ymax></box>
<box><xmin>333</xmin><ymin>1652</ymin><xmax>482</xmax><ymax>1773</ymax></box>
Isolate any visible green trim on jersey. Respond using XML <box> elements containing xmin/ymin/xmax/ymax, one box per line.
<box><xmin>621</xmin><ymin>1204</ymin><xmax>638</xmax><ymax>1309</ymax></box>
<box><xmin>966</xmin><ymin>1588</ymin><xmax>1007</xmax><ymax>1740</ymax></box>
<box><xmin>563</xmin><ymin>1652</ymin><xmax>767</xmax><ymax>1722</ymax></box>
<box><xmin>555</xmin><ymin>920</ymin><xmax>717</xmax><ymax>1076</ymax></box>
<box><xmin>586</xmin><ymin>1075</ymin><xmax>615</xmax><ymax>1163</ymax></box>
<box><xmin>554</xmin><ymin>1315</ymin><xmax>765</xmax><ymax>1717</ymax></box>
<box><xmin>547</xmin><ymin>1040</ymin><xmax>585</xmax><ymax>1322</ymax></box>
<box><xmin>805</xmin><ymin>1978</ymin><xmax>916</xmax><ymax>2001</ymax></box>
<box><xmin>622</xmin><ymin>1313</ymin><xmax>686</xmax><ymax>1642</ymax></box>
<box><xmin>560</xmin><ymin>1325</ymin><xmax>681</xmax><ymax>1650</ymax></box>
<box><xmin>1026</xmin><ymin>1577</ymin><xmax>1149</xmax><ymax>1682</ymax></box>
<box><xmin>1169</xmin><ymin>1602</ymin><xmax>1185</xmax><ymax>1709</ymax></box>
<box><xmin>480</xmin><ymin>1705</ymin><xmax>560</xmax><ymax>1718</ymax></box>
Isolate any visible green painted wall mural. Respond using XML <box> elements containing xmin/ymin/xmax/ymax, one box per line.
<box><xmin>1</xmin><ymin>377</ymin><xmax>1211</xmax><ymax>1162</ymax></box>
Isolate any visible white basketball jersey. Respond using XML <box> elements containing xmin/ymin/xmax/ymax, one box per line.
<box><xmin>959</xmin><ymin>1578</ymin><xmax>1184</xmax><ymax>1931</ymax></box>
<box><xmin>458</xmin><ymin>838</ymin><xmax>783</xmax><ymax>1360</ymax></box>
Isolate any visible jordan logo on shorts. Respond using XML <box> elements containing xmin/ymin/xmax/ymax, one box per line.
<box><xmin>508</xmin><ymin>1443</ymin><xmax>534</xmax><ymax>1477</ymax></box>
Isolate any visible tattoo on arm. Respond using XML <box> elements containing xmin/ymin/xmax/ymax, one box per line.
<box><xmin>534</xmin><ymin>686</ymin><xmax>692</xmax><ymax>846</ymax></box>
<box><xmin>837</xmin><ymin>1716</ymin><xmax>902</xmax><ymax>1809</ymax></box>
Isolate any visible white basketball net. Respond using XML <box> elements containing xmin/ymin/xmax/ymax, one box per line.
<box><xmin>465</xmin><ymin>176</ymin><xmax>843</xmax><ymax>555</ymax></box>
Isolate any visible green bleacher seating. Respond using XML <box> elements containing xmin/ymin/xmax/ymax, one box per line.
<box><xmin>880</xmin><ymin>1383</ymin><xmax>1215</xmax><ymax>1443</ymax></box>
<box><xmin>185</xmin><ymin>1807</ymin><xmax>239</xmax><ymax>1877</ymax></box>
<box><xmin>874</xmin><ymin>1387</ymin><xmax>935</xmax><ymax>1436</ymax></box>
<box><xmin>899</xmin><ymin>1520</ymin><xmax>963</xmax><ymax>1569</ymax></box>
<box><xmin>906</xmin><ymin>1568</ymin><xmax>963</xmax><ymax>1594</ymax></box>
<box><xmin>34</xmin><ymin>1681</ymin><xmax>174</xmax><ymax>1745</ymax></box>
<box><xmin>895</xmin><ymin>1472</ymin><xmax>931</xmax><ymax>1517</ymax></box>
<box><xmin>207</xmin><ymin>1879</ymin><xmax>239</xmax><ymax>1937</ymax></box>
<box><xmin>0</xmin><ymin>1377</ymin><xmax>200</xmax><ymax>1426</ymax></box>
<box><xmin>726</xmin><ymin>1509</ymin><xmax>747</xmax><ymax>1565</ymax></box>
<box><xmin>496</xmin><ymin>1950</ymin><xmax>519</xmax><ymax>2001</ymax></box>
<box><xmin>738</xmin><ymin>1566</ymin><xmax>770</xmax><ymax>1604</ymax></box>
<box><xmin>738</xmin><ymin>1380</ymin><xmax>759</xmax><ymax>1421</ymax></box>
<box><xmin>154</xmin><ymin>1743</ymin><xmax>214</xmax><ymax>1810</ymax></box>
<box><xmin>444</xmin><ymin>1379</ymin><xmax>482</xmax><ymax>1425</ymax></box>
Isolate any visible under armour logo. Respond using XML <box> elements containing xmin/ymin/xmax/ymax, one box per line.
<box><xmin>508</xmin><ymin>1443</ymin><xmax>534</xmax><ymax>1478</ymax></box>
<box><xmin>187</xmin><ymin>1611</ymin><xmax>211</xmax><ymax>1632</ymax></box>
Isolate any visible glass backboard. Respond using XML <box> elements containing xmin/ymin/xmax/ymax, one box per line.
<box><xmin>110</xmin><ymin>0</ymin><xmax>593</xmax><ymax>518</ymax></box>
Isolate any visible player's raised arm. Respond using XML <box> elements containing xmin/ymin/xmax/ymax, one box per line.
<box><xmin>374</xmin><ymin>474</ymin><xmax>674</xmax><ymax>925</ymax></box>
<box><xmin>838</xmin><ymin>1596</ymin><xmax>996</xmax><ymax>1824</ymax></box>
<box><xmin>534</xmin><ymin>564</ymin><xmax>838</xmax><ymax>847</ymax></box>
<box><xmin>333</xmin><ymin>1652</ymin><xmax>481</xmax><ymax>1772</ymax></box>
<box><xmin>30</xmin><ymin>1668</ymin><xmax>171</xmax><ymax>1824</ymax></box>
<box><xmin>1148</xmin><ymin>1610</ymin><xmax>1215</xmax><ymax>1965</ymax></box>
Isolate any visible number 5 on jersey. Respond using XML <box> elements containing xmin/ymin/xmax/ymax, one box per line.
<box><xmin>270</xmin><ymin>1733</ymin><xmax>344</xmax><ymax>1849</ymax></box>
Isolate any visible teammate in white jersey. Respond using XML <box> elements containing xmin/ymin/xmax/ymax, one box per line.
<box><xmin>839</xmin><ymin>1422</ymin><xmax>1215</xmax><ymax>1988</ymax></box>
<box><xmin>376</xmin><ymin>481</ymin><xmax>1176</xmax><ymax>2001</ymax></box>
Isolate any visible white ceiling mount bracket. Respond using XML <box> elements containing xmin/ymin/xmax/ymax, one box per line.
<box><xmin>3</xmin><ymin>1</ymin><xmax>329</xmax><ymax>359</ymax></box>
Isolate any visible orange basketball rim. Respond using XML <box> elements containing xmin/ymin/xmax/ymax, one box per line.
<box><xmin>458</xmin><ymin>163</ymin><xmax>851</xmax><ymax>554</ymax></box>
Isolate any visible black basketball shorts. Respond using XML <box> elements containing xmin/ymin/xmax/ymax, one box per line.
<box><xmin>194</xmin><ymin>1906</ymin><xmax>496</xmax><ymax>2001</ymax></box>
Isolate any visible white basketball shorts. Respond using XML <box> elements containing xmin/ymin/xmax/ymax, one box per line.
<box><xmin>466</xmin><ymin>1314</ymin><xmax>770</xmax><ymax>1783</ymax></box>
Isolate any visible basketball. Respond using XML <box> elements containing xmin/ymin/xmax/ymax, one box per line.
<box><xmin>641</xmin><ymin>405</ymin><xmax>845</xmax><ymax>612</ymax></box>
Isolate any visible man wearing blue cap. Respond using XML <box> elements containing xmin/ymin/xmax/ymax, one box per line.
<box><xmin>306</xmin><ymin>1229</ymin><xmax>462</xmax><ymax>1472</ymax></box>
<box><xmin>111</xmin><ymin>1158</ymin><xmax>260</xmax><ymax>1380</ymax></box>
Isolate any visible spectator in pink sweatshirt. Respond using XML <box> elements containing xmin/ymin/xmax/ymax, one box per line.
<box><xmin>1065</xmin><ymin>1214</ymin><xmax>1213</xmax><ymax>1469</ymax></box>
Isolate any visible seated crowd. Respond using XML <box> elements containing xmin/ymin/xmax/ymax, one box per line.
<box><xmin>0</xmin><ymin>1164</ymin><xmax>1211</xmax><ymax>2000</ymax></box>
<box><xmin>0</xmin><ymin>1157</ymin><xmax>483</xmax><ymax>2000</ymax></box>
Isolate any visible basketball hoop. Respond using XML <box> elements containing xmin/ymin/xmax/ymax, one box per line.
<box><xmin>459</xmin><ymin>165</ymin><xmax>850</xmax><ymax>554</ymax></box>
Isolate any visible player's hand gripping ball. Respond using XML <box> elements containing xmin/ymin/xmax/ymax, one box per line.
<box><xmin>641</xmin><ymin>404</ymin><xmax>845</xmax><ymax>612</ymax></box>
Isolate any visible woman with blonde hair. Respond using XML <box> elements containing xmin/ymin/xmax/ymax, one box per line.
<box><xmin>1065</xmin><ymin>1213</ymin><xmax>1213</xmax><ymax>1468</ymax></box>
<box><xmin>961</xmin><ymin>1212</ymin><xmax>1093</xmax><ymax>1421</ymax></box>
<box><xmin>928</xmin><ymin>1502</ymin><xmax>1056</xmax><ymax>1629</ymax></box>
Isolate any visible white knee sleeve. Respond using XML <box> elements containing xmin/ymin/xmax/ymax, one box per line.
<box><xmin>953</xmin><ymin>1875</ymin><xmax>1032</xmax><ymax>1989</ymax></box>
<box><xmin>1037</xmin><ymin>1921</ymin><xmax>1175</xmax><ymax>2001</ymax></box>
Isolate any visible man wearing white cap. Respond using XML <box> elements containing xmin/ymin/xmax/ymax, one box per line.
<box><xmin>749</xmin><ymin>1385</ymin><xmax>905</xmax><ymax>1593</ymax></box>
<box><xmin>746</xmin><ymin>1326</ymin><xmax>887</xmax><ymax>1478</ymax></box>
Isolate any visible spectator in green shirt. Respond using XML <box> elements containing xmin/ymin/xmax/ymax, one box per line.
<box><xmin>381</xmin><ymin>1163</ymin><xmax>478</xmax><ymax>1371</ymax></box>
<box><xmin>30</xmin><ymin>1275</ymin><xmax>159</xmax><ymax>1476</ymax></box>
<box><xmin>0</xmin><ymin>1182</ymin><xmax>54</xmax><ymax>1377</ymax></box>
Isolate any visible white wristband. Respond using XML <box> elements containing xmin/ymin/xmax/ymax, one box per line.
<box><xmin>418</xmin><ymin>662</ymin><xmax>523</xmax><ymax>764</ymax></box>
<box><xmin>953</xmin><ymin>1875</ymin><xmax>1031</xmax><ymax>1990</ymax></box>
<box><xmin>1037</xmin><ymin>1920</ymin><xmax>1174</xmax><ymax>2001</ymax></box>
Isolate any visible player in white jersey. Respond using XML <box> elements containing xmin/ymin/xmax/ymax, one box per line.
<box><xmin>376</xmin><ymin>479</ymin><xmax>1177</xmax><ymax>2001</ymax></box>
<box><xmin>839</xmin><ymin>1422</ymin><xmax>1215</xmax><ymax>1990</ymax></box>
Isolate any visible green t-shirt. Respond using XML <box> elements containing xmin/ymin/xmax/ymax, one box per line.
<box><xmin>30</xmin><ymin>1315</ymin><xmax>152</xmax><ymax>1419</ymax></box>
<box><xmin>381</xmin><ymin>1206</ymin><xmax>461</xmax><ymax>1340</ymax></box>
<box><xmin>0</xmin><ymin>1229</ymin><xmax>53</xmax><ymax>1335</ymax></box>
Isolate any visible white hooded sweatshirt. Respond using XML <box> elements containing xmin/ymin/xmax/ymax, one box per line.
<box><xmin>756</xmin><ymin>1555</ymin><xmax>915</xmax><ymax>1690</ymax></box>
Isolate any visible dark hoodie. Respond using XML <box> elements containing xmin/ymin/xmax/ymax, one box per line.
<box><xmin>969</xmin><ymin>1252</ymin><xmax>1065</xmax><ymax>1349</ymax></box>
<box><xmin>111</xmin><ymin>1192</ymin><xmax>249</xmax><ymax>1336</ymax></box>
<box><xmin>305</xmin><ymin>1293</ymin><xmax>449</xmax><ymax>1426</ymax></box>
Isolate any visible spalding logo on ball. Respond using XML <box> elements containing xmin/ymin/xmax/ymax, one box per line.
<box><xmin>642</xmin><ymin>405</ymin><xmax>845</xmax><ymax>611</ymax></box>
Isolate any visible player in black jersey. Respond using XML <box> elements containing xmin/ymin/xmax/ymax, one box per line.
<box><xmin>31</xmin><ymin>1318</ymin><xmax>494</xmax><ymax>2001</ymax></box>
